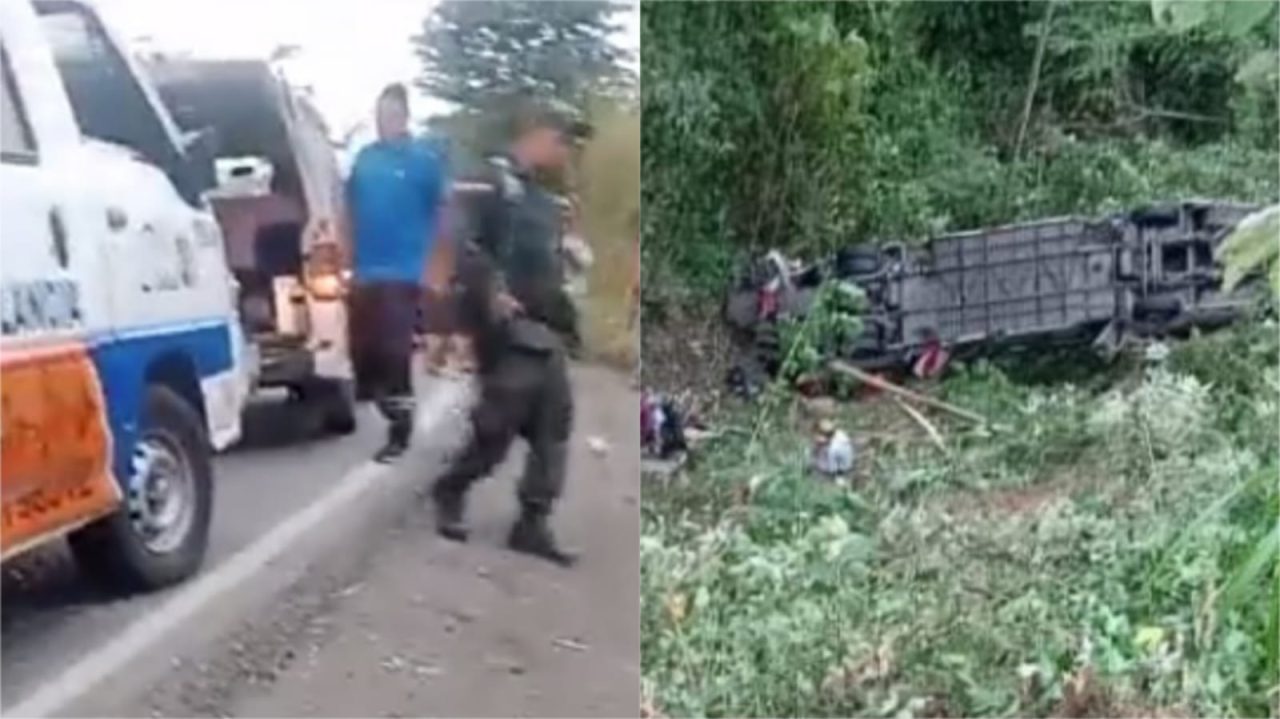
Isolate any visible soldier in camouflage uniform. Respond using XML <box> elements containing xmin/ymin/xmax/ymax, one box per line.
<box><xmin>429</xmin><ymin>103</ymin><xmax>590</xmax><ymax>566</ymax></box>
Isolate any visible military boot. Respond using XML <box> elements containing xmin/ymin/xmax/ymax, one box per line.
<box><xmin>507</xmin><ymin>504</ymin><xmax>576</xmax><ymax>567</ymax></box>
<box><xmin>374</xmin><ymin>403</ymin><xmax>414</xmax><ymax>464</ymax></box>
<box><xmin>430</xmin><ymin>482</ymin><xmax>469</xmax><ymax>542</ymax></box>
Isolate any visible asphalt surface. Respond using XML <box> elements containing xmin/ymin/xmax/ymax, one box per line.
<box><xmin>1</xmin><ymin>365</ymin><xmax>639</xmax><ymax>717</ymax></box>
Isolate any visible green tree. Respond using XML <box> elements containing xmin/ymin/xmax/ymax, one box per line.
<box><xmin>414</xmin><ymin>1</ymin><xmax>633</xmax><ymax>111</ymax></box>
<box><xmin>414</xmin><ymin>1</ymin><xmax>634</xmax><ymax>172</ymax></box>
<box><xmin>641</xmin><ymin>1</ymin><xmax>1279</xmax><ymax>310</ymax></box>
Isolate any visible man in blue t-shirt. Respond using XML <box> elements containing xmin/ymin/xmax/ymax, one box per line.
<box><xmin>345</xmin><ymin>83</ymin><xmax>446</xmax><ymax>463</ymax></box>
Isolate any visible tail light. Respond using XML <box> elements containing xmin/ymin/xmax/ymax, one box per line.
<box><xmin>307</xmin><ymin>272</ymin><xmax>344</xmax><ymax>300</ymax></box>
<box><xmin>304</xmin><ymin>232</ymin><xmax>348</xmax><ymax>300</ymax></box>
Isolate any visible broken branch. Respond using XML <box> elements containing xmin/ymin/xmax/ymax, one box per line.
<box><xmin>892</xmin><ymin>397</ymin><xmax>949</xmax><ymax>454</ymax></box>
<box><xmin>829</xmin><ymin>360</ymin><xmax>987</xmax><ymax>425</ymax></box>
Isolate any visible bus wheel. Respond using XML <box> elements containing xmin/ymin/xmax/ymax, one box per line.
<box><xmin>69</xmin><ymin>386</ymin><xmax>213</xmax><ymax>592</ymax></box>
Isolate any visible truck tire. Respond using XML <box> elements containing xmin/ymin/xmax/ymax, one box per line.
<box><xmin>320</xmin><ymin>379</ymin><xmax>358</xmax><ymax>436</ymax></box>
<box><xmin>836</xmin><ymin>245</ymin><xmax>883</xmax><ymax>278</ymax></box>
<box><xmin>68</xmin><ymin>386</ymin><xmax>213</xmax><ymax>592</ymax></box>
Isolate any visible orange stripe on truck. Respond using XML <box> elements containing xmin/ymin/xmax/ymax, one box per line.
<box><xmin>0</xmin><ymin>342</ymin><xmax>120</xmax><ymax>560</ymax></box>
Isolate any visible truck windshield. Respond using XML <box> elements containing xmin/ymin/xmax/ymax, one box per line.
<box><xmin>37</xmin><ymin>5</ymin><xmax>183</xmax><ymax>192</ymax></box>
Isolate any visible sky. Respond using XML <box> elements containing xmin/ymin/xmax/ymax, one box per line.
<box><xmin>100</xmin><ymin>0</ymin><xmax>639</xmax><ymax>143</ymax></box>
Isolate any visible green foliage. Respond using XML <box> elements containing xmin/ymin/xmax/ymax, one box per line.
<box><xmin>415</xmin><ymin>1</ymin><xmax>635</xmax><ymax>169</ymax></box>
<box><xmin>777</xmin><ymin>281</ymin><xmax>866</xmax><ymax>381</ymax></box>
<box><xmin>1217</xmin><ymin>204</ymin><xmax>1280</xmax><ymax>298</ymax></box>
<box><xmin>1151</xmin><ymin>0</ymin><xmax>1277</xmax><ymax>37</ymax></box>
<box><xmin>642</xmin><ymin>321</ymin><xmax>1279</xmax><ymax>717</ymax></box>
<box><xmin>415</xmin><ymin>1</ymin><xmax>633</xmax><ymax>108</ymax></box>
<box><xmin>642</xmin><ymin>1</ymin><xmax>1280</xmax><ymax>308</ymax></box>
<box><xmin>577</xmin><ymin>100</ymin><xmax>641</xmax><ymax>365</ymax></box>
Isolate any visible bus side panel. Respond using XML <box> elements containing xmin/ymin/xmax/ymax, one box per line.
<box><xmin>0</xmin><ymin>341</ymin><xmax>119</xmax><ymax>560</ymax></box>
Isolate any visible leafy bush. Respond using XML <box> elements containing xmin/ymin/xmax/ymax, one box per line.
<box><xmin>777</xmin><ymin>280</ymin><xmax>866</xmax><ymax>381</ymax></box>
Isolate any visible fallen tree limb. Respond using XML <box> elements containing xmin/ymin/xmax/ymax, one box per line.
<box><xmin>829</xmin><ymin>360</ymin><xmax>988</xmax><ymax>425</ymax></box>
<box><xmin>892</xmin><ymin>397</ymin><xmax>949</xmax><ymax>454</ymax></box>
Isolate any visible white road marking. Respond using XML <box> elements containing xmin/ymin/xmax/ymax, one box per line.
<box><xmin>6</xmin><ymin>380</ymin><xmax>470</xmax><ymax>719</ymax></box>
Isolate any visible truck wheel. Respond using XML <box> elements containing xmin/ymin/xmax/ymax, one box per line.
<box><xmin>319</xmin><ymin>379</ymin><xmax>358</xmax><ymax>436</ymax></box>
<box><xmin>69</xmin><ymin>386</ymin><xmax>213</xmax><ymax>592</ymax></box>
<box><xmin>836</xmin><ymin>245</ymin><xmax>882</xmax><ymax>278</ymax></box>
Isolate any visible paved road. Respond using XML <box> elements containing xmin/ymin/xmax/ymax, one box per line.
<box><xmin>2</xmin><ymin>386</ymin><xmax>400</xmax><ymax>711</ymax></box>
<box><xmin>1</xmin><ymin>365</ymin><xmax>639</xmax><ymax>717</ymax></box>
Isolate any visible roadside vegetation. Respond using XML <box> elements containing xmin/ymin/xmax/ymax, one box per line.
<box><xmin>415</xmin><ymin>1</ymin><xmax>638</xmax><ymax>367</ymax></box>
<box><xmin>579</xmin><ymin>101</ymin><xmax>640</xmax><ymax>368</ymax></box>
<box><xmin>640</xmin><ymin>2</ymin><xmax>1278</xmax><ymax>716</ymax></box>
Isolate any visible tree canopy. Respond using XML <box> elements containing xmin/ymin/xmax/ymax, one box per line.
<box><xmin>415</xmin><ymin>1</ymin><xmax>633</xmax><ymax>109</ymax></box>
<box><xmin>415</xmin><ymin>1</ymin><xmax>635</xmax><ymax>174</ymax></box>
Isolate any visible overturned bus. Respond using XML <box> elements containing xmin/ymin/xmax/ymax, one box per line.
<box><xmin>726</xmin><ymin>200</ymin><xmax>1263</xmax><ymax>375</ymax></box>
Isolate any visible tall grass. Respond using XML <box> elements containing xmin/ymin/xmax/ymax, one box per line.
<box><xmin>577</xmin><ymin>99</ymin><xmax>640</xmax><ymax>368</ymax></box>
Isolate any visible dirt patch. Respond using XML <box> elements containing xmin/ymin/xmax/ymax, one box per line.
<box><xmin>936</xmin><ymin>465</ymin><xmax>1106</xmax><ymax>520</ymax></box>
<box><xmin>1049</xmin><ymin>667</ymin><xmax>1194</xmax><ymax>718</ymax></box>
<box><xmin>984</xmin><ymin>484</ymin><xmax>1067</xmax><ymax>515</ymax></box>
<box><xmin>641</xmin><ymin>306</ymin><xmax>737</xmax><ymax>399</ymax></box>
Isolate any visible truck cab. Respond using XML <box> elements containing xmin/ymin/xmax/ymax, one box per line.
<box><xmin>0</xmin><ymin>0</ymin><xmax>247</xmax><ymax>589</ymax></box>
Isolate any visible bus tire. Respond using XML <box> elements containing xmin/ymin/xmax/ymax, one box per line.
<box><xmin>69</xmin><ymin>386</ymin><xmax>213</xmax><ymax>592</ymax></box>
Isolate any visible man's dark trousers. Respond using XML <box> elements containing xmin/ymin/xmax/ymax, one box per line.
<box><xmin>350</xmin><ymin>281</ymin><xmax>420</xmax><ymax>456</ymax></box>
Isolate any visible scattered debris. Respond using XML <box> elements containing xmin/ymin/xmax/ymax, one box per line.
<box><xmin>640</xmin><ymin>696</ymin><xmax>667</xmax><ymax>719</ymax></box>
<box><xmin>641</xmin><ymin>456</ymin><xmax>686</xmax><ymax>486</ymax></box>
<box><xmin>682</xmin><ymin>427</ymin><xmax>718</xmax><ymax>447</ymax></box>
<box><xmin>891</xmin><ymin>397</ymin><xmax>948</xmax><ymax>454</ymax></box>
<box><xmin>380</xmin><ymin>655</ymin><xmax>407</xmax><ymax>673</ymax></box>
<box><xmin>911</xmin><ymin>334</ymin><xmax>952</xmax><ymax>380</ymax></box>
<box><xmin>333</xmin><ymin>582</ymin><xmax>364</xmax><ymax>599</ymax></box>
<box><xmin>641</xmin><ymin>391</ymin><xmax>689</xmax><ymax>458</ymax></box>
<box><xmin>831</xmin><ymin>361</ymin><xmax>986</xmax><ymax>424</ymax></box>
<box><xmin>811</xmin><ymin>419</ymin><xmax>855</xmax><ymax>477</ymax></box>
<box><xmin>1145</xmin><ymin>341</ymin><xmax>1171</xmax><ymax>364</ymax></box>
<box><xmin>663</xmin><ymin>592</ymin><xmax>688</xmax><ymax>626</ymax></box>
<box><xmin>1055</xmin><ymin>665</ymin><xmax>1110</xmax><ymax>718</ymax></box>
<box><xmin>586</xmin><ymin>436</ymin><xmax>611</xmax><ymax>455</ymax></box>
<box><xmin>821</xmin><ymin>640</ymin><xmax>897</xmax><ymax>697</ymax></box>
<box><xmin>412</xmin><ymin>663</ymin><xmax>443</xmax><ymax>679</ymax></box>
<box><xmin>551</xmin><ymin>637</ymin><xmax>589</xmax><ymax>652</ymax></box>
<box><xmin>726</xmin><ymin>363</ymin><xmax>765</xmax><ymax>399</ymax></box>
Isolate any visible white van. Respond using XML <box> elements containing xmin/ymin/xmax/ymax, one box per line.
<box><xmin>145</xmin><ymin>58</ymin><xmax>356</xmax><ymax>431</ymax></box>
<box><xmin>0</xmin><ymin>0</ymin><xmax>248</xmax><ymax>589</ymax></box>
